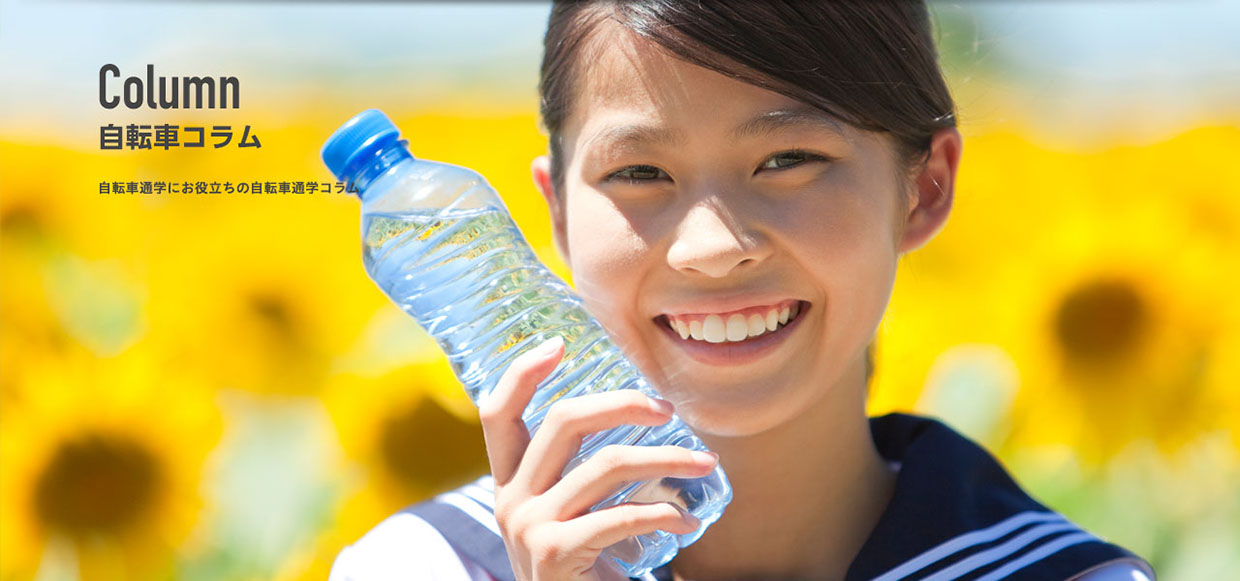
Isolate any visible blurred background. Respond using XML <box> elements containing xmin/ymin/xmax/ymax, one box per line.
<box><xmin>1</xmin><ymin>1</ymin><xmax>1237</xmax><ymax>579</ymax></box>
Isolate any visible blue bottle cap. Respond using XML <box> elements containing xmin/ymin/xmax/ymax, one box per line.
<box><xmin>321</xmin><ymin>109</ymin><xmax>403</xmax><ymax>181</ymax></box>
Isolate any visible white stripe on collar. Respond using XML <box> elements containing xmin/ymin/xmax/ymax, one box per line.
<box><xmin>921</xmin><ymin>521</ymin><xmax>1086</xmax><ymax>580</ymax></box>
<box><xmin>435</xmin><ymin>491</ymin><xmax>502</xmax><ymax>537</ymax></box>
<box><xmin>460</xmin><ymin>482</ymin><xmax>496</xmax><ymax>510</ymax></box>
<box><xmin>976</xmin><ymin>532</ymin><xmax>1098</xmax><ymax>581</ymax></box>
<box><xmin>873</xmin><ymin>510</ymin><xmax>1068</xmax><ymax>581</ymax></box>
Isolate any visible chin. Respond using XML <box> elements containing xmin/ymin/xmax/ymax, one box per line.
<box><xmin>662</xmin><ymin>382</ymin><xmax>802</xmax><ymax>438</ymax></box>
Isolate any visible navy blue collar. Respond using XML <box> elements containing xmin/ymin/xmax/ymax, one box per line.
<box><xmin>648</xmin><ymin>413</ymin><xmax>1147</xmax><ymax>580</ymax></box>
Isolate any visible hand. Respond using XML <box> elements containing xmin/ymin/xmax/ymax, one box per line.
<box><xmin>478</xmin><ymin>336</ymin><xmax>718</xmax><ymax>580</ymax></box>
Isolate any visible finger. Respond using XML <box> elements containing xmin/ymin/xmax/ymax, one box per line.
<box><xmin>546</xmin><ymin>444</ymin><xmax>719</xmax><ymax>521</ymax></box>
<box><xmin>520</xmin><ymin>391</ymin><xmax>675</xmax><ymax>496</ymax></box>
<box><xmin>479</xmin><ymin>336</ymin><xmax>565</xmax><ymax>486</ymax></box>
<box><xmin>556</xmin><ymin>501</ymin><xmax>702</xmax><ymax>556</ymax></box>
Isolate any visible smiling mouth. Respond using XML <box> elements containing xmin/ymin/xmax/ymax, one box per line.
<box><xmin>655</xmin><ymin>300</ymin><xmax>808</xmax><ymax>344</ymax></box>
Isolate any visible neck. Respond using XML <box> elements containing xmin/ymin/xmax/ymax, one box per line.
<box><xmin>669</xmin><ymin>357</ymin><xmax>896</xmax><ymax>581</ymax></box>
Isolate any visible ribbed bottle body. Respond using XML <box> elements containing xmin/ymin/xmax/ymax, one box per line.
<box><xmin>353</xmin><ymin>155</ymin><xmax>731</xmax><ymax>576</ymax></box>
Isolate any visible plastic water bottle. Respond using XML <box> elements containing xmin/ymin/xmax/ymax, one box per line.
<box><xmin>322</xmin><ymin>109</ymin><xmax>731</xmax><ymax>576</ymax></box>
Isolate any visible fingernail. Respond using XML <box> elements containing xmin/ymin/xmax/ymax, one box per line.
<box><xmin>691</xmin><ymin>451</ymin><xmax>719</xmax><ymax>465</ymax></box>
<box><xmin>649</xmin><ymin>398</ymin><xmax>674</xmax><ymax>414</ymax></box>
<box><xmin>535</xmin><ymin>336</ymin><xmax>563</xmax><ymax>356</ymax></box>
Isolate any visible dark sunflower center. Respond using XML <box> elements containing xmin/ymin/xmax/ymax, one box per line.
<box><xmin>34</xmin><ymin>432</ymin><xmax>161</xmax><ymax>535</ymax></box>
<box><xmin>379</xmin><ymin>397</ymin><xmax>489</xmax><ymax>491</ymax></box>
<box><xmin>1</xmin><ymin>203</ymin><xmax>47</xmax><ymax>244</ymax></box>
<box><xmin>249</xmin><ymin>291</ymin><xmax>295</xmax><ymax>334</ymax></box>
<box><xmin>1054</xmin><ymin>278</ymin><xmax>1147</xmax><ymax>364</ymax></box>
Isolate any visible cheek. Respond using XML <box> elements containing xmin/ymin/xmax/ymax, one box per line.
<box><xmin>563</xmin><ymin>191</ymin><xmax>650</xmax><ymax>327</ymax></box>
<box><xmin>781</xmin><ymin>176</ymin><xmax>901</xmax><ymax>337</ymax></box>
<box><xmin>784</xmin><ymin>161</ymin><xmax>901</xmax><ymax>265</ymax></box>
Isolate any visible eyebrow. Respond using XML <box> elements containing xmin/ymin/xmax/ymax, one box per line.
<box><xmin>584</xmin><ymin>105</ymin><xmax>846</xmax><ymax>151</ymax></box>
<box><xmin>732</xmin><ymin>106</ymin><xmax>845</xmax><ymax>140</ymax></box>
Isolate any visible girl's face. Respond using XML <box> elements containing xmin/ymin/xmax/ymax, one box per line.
<box><xmin>533</xmin><ymin>26</ymin><xmax>951</xmax><ymax>437</ymax></box>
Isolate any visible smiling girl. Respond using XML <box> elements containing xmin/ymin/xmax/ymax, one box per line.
<box><xmin>331</xmin><ymin>2</ymin><xmax>1154</xmax><ymax>580</ymax></box>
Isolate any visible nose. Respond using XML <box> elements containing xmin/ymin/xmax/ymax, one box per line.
<box><xmin>666</xmin><ymin>200</ymin><xmax>773</xmax><ymax>278</ymax></box>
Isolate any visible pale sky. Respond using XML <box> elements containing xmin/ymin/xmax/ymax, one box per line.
<box><xmin>1</xmin><ymin>1</ymin><xmax>1236</xmax><ymax>140</ymax></box>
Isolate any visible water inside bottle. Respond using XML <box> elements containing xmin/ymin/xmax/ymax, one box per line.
<box><xmin>362</xmin><ymin>205</ymin><xmax>602</xmax><ymax>408</ymax></box>
<box><xmin>360</xmin><ymin>204</ymin><xmax>731</xmax><ymax>574</ymax></box>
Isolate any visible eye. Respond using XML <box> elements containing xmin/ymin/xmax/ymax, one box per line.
<box><xmin>759</xmin><ymin>150</ymin><xmax>829</xmax><ymax>171</ymax></box>
<box><xmin>605</xmin><ymin>164</ymin><xmax>669</xmax><ymax>184</ymax></box>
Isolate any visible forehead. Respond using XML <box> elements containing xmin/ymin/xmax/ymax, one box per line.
<box><xmin>562</xmin><ymin>19</ymin><xmax>851</xmax><ymax>149</ymax></box>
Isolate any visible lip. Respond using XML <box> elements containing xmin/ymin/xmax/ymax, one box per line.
<box><xmin>655</xmin><ymin>300</ymin><xmax>810</xmax><ymax>367</ymax></box>
<box><xmin>660</xmin><ymin>298</ymin><xmax>801</xmax><ymax>321</ymax></box>
<box><xmin>658</xmin><ymin>296</ymin><xmax>802</xmax><ymax>317</ymax></box>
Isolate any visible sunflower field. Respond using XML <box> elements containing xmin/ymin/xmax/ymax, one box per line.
<box><xmin>2</xmin><ymin>3</ymin><xmax>1237</xmax><ymax>580</ymax></box>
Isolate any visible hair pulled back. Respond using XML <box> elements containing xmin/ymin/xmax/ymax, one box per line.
<box><xmin>538</xmin><ymin>0</ymin><xmax>957</xmax><ymax>194</ymax></box>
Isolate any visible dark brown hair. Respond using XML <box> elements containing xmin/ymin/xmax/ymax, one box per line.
<box><xmin>537</xmin><ymin>0</ymin><xmax>958</xmax><ymax>383</ymax></box>
<box><xmin>539</xmin><ymin>0</ymin><xmax>957</xmax><ymax>192</ymax></box>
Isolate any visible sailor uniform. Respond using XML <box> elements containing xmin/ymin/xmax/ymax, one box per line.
<box><xmin>330</xmin><ymin>413</ymin><xmax>1154</xmax><ymax>580</ymax></box>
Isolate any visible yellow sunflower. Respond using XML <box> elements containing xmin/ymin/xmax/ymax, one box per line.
<box><xmin>975</xmin><ymin>128</ymin><xmax>1236</xmax><ymax>462</ymax></box>
<box><xmin>0</xmin><ymin>141</ymin><xmax>158</xmax><ymax>262</ymax></box>
<box><xmin>141</xmin><ymin>191</ymin><xmax>379</xmax><ymax>396</ymax></box>
<box><xmin>871</xmin><ymin>126</ymin><xmax>1238</xmax><ymax>463</ymax></box>
<box><xmin>313</xmin><ymin>351</ymin><xmax>490</xmax><ymax>572</ymax></box>
<box><xmin>1</xmin><ymin>145</ymin><xmax>117</xmax><ymax>367</ymax></box>
<box><xmin>0</xmin><ymin>344</ymin><xmax>222</xmax><ymax>580</ymax></box>
<box><xmin>2</xmin><ymin>146</ymin><xmax>158</xmax><ymax>412</ymax></box>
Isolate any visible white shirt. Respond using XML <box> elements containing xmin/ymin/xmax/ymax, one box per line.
<box><xmin>329</xmin><ymin>476</ymin><xmax>1154</xmax><ymax>581</ymax></box>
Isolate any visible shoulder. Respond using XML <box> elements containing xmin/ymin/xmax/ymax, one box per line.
<box><xmin>329</xmin><ymin>476</ymin><xmax>500</xmax><ymax>581</ymax></box>
<box><xmin>1075</xmin><ymin>559</ymin><xmax>1156</xmax><ymax>581</ymax></box>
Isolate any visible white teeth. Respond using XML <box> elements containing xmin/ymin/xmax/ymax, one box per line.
<box><xmin>747</xmin><ymin>314</ymin><xmax>766</xmax><ymax>337</ymax></box>
<box><xmin>702</xmin><ymin>315</ymin><xmax>727</xmax><ymax>343</ymax></box>
<box><xmin>667</xmin><ymin>302</ymin><xmax>803</xmax><ymax>344</ymax></box>
<box><xmin>725</xmin><ymin>314</ymin><xmax>749</xmax><ymax>341</ymax></box>
<box><xmin>689</xmin><ymin>320</ymin><xmax>704</xmax><ymax>341</ymax></box>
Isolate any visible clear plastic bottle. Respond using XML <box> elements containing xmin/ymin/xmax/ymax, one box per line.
<box><xmin>322</xmin><ymin>109</ymin><xmax>731</xmax><ymax>576</ymax></box>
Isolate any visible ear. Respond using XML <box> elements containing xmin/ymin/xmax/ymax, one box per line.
<box><xmin>898</xmin><ymin>127</ymin><xmax>962</xmax><ymax>255</ymax></box>
<box><xmin>531</xmin><ymin>154</ymin><xmax>571</xmax><ymax>263</ymax></box>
